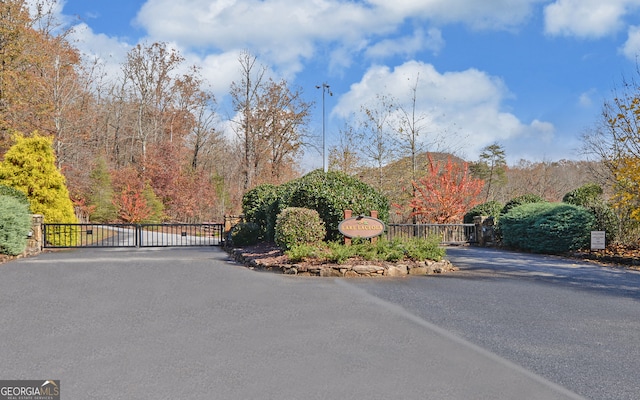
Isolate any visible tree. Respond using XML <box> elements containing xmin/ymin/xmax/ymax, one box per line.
<box><xmin>358</xmin><ymin>93</ymin><xmax>398</xmax><ymax>189</ymax></box>
<box><xmin>122</xmin><ymin>42</ymin><xmax>185</xmax><ymax>167</ymax></box>
<box><xmin>0</xmin><ymin>132</ymin><xmax>77</xmax><ymax>224</ymax></box>
<box><xmin>230</xmin><ymin>50</ymin><xmax>268</xmax><ymax>191</ymax></box>
<box><xmin>230</xmin><ymin>51</ymin><xmax>311</xmax><ymax>189</ymax></box>
<box><xmin>328</xmin><ymin>122</ymin><xmax>363</xmax><ymax>175</ymax></box>
<box><xmin>406</xmin><ymin>154</ymin><xmax>484</xmax><ymax>223</ymax></box>
<box><xmin>259</xmin><ymin>78</ymin><xmax>311</xmax><ymax>183</ymax></box>
<box><xmin>470</xmin><ymin>142</ymin><xmax>507</xmax><ymax>202</ymax></box>
<box><xmin>87</xmin><ymin>158</ymin><xmax>118</xmax><ymax>223</ymax></box>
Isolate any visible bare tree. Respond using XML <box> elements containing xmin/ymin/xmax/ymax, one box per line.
<box><xmin>358</xmin><ymin>93</ymin><xmax>398</xmax><ymax>188</ymax></box>
<box><xmin>230</xmin><ymin>50</ymin><xmax>268</xmax><ymax>190</ymax></box>
<box><xmin>328</xmin><ymin>121</ymin><xmax>364</xmax><ymax>175</ymax></box>
<box><xmin>122</xmin><ymin>42</ymin><xmax>184</xmax><ymax>166</ymax></box>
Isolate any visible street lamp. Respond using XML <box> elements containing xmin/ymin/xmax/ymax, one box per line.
<box><xmin>316</xmin><ymin>82</ymin><xmax>332</xmax><ymax>172</ymax></box>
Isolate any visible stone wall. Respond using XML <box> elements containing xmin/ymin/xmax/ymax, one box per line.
<box><xmin>229</xmin><ymin>247</ymin><xmax>457</xmax><ymax>277</ymax></box>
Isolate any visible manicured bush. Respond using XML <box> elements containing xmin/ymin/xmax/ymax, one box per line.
<box><xmin>499</xmin><ymin>202</ymin><xmax>596</xmax><ymax>254</ymax></box>
<box><xmin>230</xmin><ymin>222</ymin><xmax>261</xmax><ymax>246</ymax></box>
<box><xmin>464</xmin><ymin>200</ymin><xmax>503</xmax><ymax>223</ymax></box>
<box><xmin>242</xmin><ymin>170</ymin><xmax>389</xmax><ymax>242</ymax></box>
<box><xmin>562</xmin><ymin>184</ymin><xmax>618</xmax><ymax>244</ymax></box>
<box><xmin>274</xmin><ymin>207</ymin><xmax>326</xmax><ymax>250</ymax></box>
<box><xmin>0</xmin><ymin>184</ymin><xmax>29</xmax><ymax>208</ymax></box>
<box><xmin>286</xmin><ymin>170</ymin><xmax>389</xmax><ymax>241</ymax></box>
<box><xmin>562</xmin><ymin>183</ymin><xmax>603</xmax><ymax>206</ymax></box>
<box><xmin>0</xmin><ymin>195</ymin><xmax>32</xmax><ymax>255</ymax></box>
<box><xmin>501</xmin><ymin>194</ymin><xmax>546</xmax><ymax>215</ymax></box>
<box><xmin>241</xmin><ymin>184</ymin><xmax>278</xmax><ymax>238</ymax></box>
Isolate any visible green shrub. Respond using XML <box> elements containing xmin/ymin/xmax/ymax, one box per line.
<box><xmin>287</xmin><ymin>170</ymin><xmax>389</xmax><ymax>241</ymax></box>
<box><xmin>501</xmin><ymin>194</ymin><xmax>546</xmax><ymax>215</ymax></box>
<box><xmin>464</xmin><ymin>200</ymin><xmax>503</xmax><ymax>223</ymax></box>
<box><xmin>0</xmin><ymin>184</ymin><xmax>29</xmax><ymax>208</ymax></box>
<box><xmin>242</xmin><ymin>170</ymin><xmax>389</xmax><ymax>242</ymax></box>
<box><xmin>274</xmin><ymin>207</ymin><xmax>326</xmax><ymax>250</ymax></box>
<box><xmin>241</xmin><ymin>184</ymin><xmax>279</xmax><ymax>239</ymax></box>
<box><xmin>230</xmin><ymin>222</ymin><xmax>261</xmax><ymax>246</ymax></box>
<box><xmin>562</xmin><ymin>183</ymin><xmax>618</xmax><ymax>244</ymax></box>
<box><xmin>499</xmin><ymin>202</ymin><xmax>596</xmax><ymax>254</ymax></box>
<box><xmin>285</xmin><ymin>236</ymin><xmax>445</xmax><ymax>264</ymax></box>
<box><xmin>325</xmin><ymin>241</ymin><xmax>357</xmax><ymax>264</ymax></box>
<box><xmin>562</xmin><ymin>183</ymin><xmax>603</xmax><ymax>206</ymax></box>
<box><xmin>0</xmin><ymin>195</ymin><xmax>32</xmax><ymax>255</ymax></box>
<box><xmin>401</xmin><ymin>236</ymin><xmax>446</xmax><ymax>262</ymax></box>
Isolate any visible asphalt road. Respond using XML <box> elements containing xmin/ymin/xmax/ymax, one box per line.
<box><xmin>349</xmin><ymin>246</ymin><xmax>640</xmax><ymax>400</ymax></box>
<box><xmin>0</xmin><ymin>245</ymin><xmax>635</xmax><ymax>399</ymax></box>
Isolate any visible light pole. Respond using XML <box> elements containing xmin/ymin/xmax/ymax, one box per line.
<box><xmin>316</xmin><ymin>82</ymin><xmax>332</xmax><ymax>172</ymax></box>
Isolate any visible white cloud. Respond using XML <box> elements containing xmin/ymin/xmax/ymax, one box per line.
<box><xmin>134</xmin><ymin>0</ymin><xmax>543</xmax><ymax>78</ymax></box>
<box><xmin>621</xmin><ymin>25</ymin><xmax>640</xmax><ymax>60</ymax></box>
<box><xmin>334</xmin><ymin>61</ymin><xmax>555</xmax><ymax>161</ymax></box>
<box><xmin>367</xmin><ymin>0</ymin><xmax>543</xmax><ymax>30</ymax></box>
<box><xmin>365</xmin><ymin>28</ymin><xmax>444</xmax><ymax>59</ymax></box>
<box><xmin>578</xmin><ymin>89</ymin><xmax>598</xmax><ymax>108</ymax></box>
<box><xmin>544</xmin><ymin>0</ymin><xmax>639</xmax><ymax>38</ymax></box>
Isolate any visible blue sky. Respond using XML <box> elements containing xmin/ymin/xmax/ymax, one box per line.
<box><xmin>52</xmin><ymin>0</ymin><xmax>640</xmax><ymax>167</ymax></box>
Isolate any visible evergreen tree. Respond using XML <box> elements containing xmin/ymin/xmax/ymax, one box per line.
<box><xmin>88</xmin><ymin>158</ymin><xmax>118</xmax><ymax>222</ymax></box>
<box><xmin>0</xmin><ymin>132</ymin><xmax>77</xmax><ymax>224</ymax></box>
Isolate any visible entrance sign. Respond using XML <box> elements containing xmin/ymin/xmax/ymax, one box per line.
<box><xmin>338</xmin><ymin>215</ymin><xmax>385</xmax><ymax>239</ymax></box>
<box><xmin>591</xmin><ymin>231</ymin><xmax>605</xmax><ymax>250</ymax></box>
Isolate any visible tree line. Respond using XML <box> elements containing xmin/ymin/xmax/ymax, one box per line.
<box><xmin>0</xmin><ymin>0</ymin><xmax>312</xmax><ymax>223</ymax></box>
<box><xmin>2</xmin><ymin>0</ymin><xmax>640</xmax><ymax>243</ymax></box>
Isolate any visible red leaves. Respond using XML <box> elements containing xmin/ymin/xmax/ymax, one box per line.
<box><xmin>406</xmin><ymin>154</ymin><xmax>484</xmax><ymax>223</ymax></box>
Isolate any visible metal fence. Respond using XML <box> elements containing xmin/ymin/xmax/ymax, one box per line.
<box><xmin>386</xmin><ymin>223</ymin><xmax>477</xmax><ymax>244</ymax></box>
<box><xmin>42</xmin><ymin>223</ymin><xmax>224</xmax><ymax>248</ymax></box>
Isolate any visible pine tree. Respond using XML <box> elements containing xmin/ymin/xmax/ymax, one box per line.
<box><xmin>88</xmin><ymin>158</ymin><xmax>118</xmax><ymax>222</ymax></box>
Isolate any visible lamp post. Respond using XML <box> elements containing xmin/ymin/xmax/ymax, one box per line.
<box><xmin>316</xmin><ymin>82</ymin><xmax>332</xmax><ymax>172</ymax></box>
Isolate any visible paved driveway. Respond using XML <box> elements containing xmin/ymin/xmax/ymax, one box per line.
<box><xmin>0</xmin><ymin>247</ymin><xmax>582</xmax><ymax>400</ymax></box>
<box><xmin>351</xmin><ymin>246</ymin><xmax>640</xmax><ymax>400</ymax></box>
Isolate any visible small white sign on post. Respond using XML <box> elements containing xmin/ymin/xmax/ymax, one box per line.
<box><xmin>591</xmin><ymin>231</ymin><xmax>606</xmax><ymax>251</ymax></box>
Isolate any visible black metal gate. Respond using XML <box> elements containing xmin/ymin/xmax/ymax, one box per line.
<box><xmin>42</xmin><ymin>223</ymin><xmax>224</xmax><ymax>248</ymax></box>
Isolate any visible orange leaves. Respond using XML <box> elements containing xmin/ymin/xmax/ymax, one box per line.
<box><xmin>114</xmin><ymin>184</ymin><xmax>152</xmax><ymax>223</ymax></box>
<box><xmin>406</xmin><ymin>154</ymin><xmax>484</xmax><ymax>224</ymax></box>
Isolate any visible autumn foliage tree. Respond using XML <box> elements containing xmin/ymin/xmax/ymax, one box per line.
<box><xmin>405</xmin><ymin>155</ymin><xmax>484</xmax><ymax>223</ymax></box>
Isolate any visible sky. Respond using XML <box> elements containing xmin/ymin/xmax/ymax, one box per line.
<box><xmin>48</xmin><ymin>0</ymin><xmax>640</xmax><ymax>168</ymax></box>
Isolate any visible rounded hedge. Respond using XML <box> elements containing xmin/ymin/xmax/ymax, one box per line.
<box><xmin>464</xmin><ymin>200</ymin><xmax>503</xmax><ymax>223</ymax></box>
<box><xmin>499</xmin><ymin>202</ymin><xmax>596</xmax><ymax>254</ymax></box>
<box><xmin>286</xmin><ymin>170</ymin><xmax>389</xmax><ymax>241</ymax></box>
<box><xmin>0</xmin><ymin>195</ymin><xmax>32</xmax><ymax>255</ymax></box>
<box><xmin>0</xmin><ymin>184</ymin><xmax>29</xmax><ymax>207</ymax></box>
<box><xmin>242</xmin><ymin>170</ymin><xmax>389</xmax><ymax>242</ymax></box>
<box><xmin>501</xmin><ymin>194</ymin><xmax>546</xmax><ymax>215</ymax></box>
<box><xmin>562</xmin><ymin>183</ymin><xmax>618</xmax><ymax>244</ymax></box>
<box><xmin>274</xmin><ymin>207</ymin><xmax>326</xmax><ymax>250</ymax></box>
<box><xmin>562</xmin><ymin>183</ymin><xmax>603</xmax><ymax>206</ymax></box>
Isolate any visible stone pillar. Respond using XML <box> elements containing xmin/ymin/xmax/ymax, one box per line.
<box><xmin>473</xmin><ymin>216</ymin><xmax>487</xmax><ymax>246</ymax></box>
<box><xmin>25</xmin><ymin>214</ymin><xmax>44</xmax><ymax>255</ymax></box>
<box><xmin>224</xmin><ymin>214</ymin><xmax>244</xmax><ymax>233</ymax></box>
